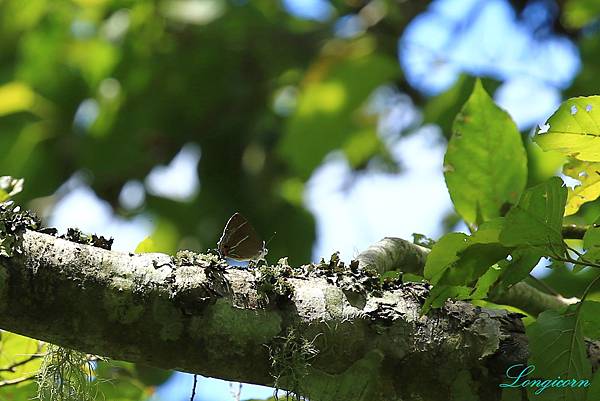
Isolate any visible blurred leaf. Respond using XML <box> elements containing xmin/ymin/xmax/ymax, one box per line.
<box><xmin>0</xmin><ymin>331</ymin><xmax>43</xmax><ymax>379</ymax></box>
<box><xmin>0</xmin><ymin>176</ymin><xmax>24</xmax><ymax>202</ymax></box>
<box><xmin>279</xmin><ymin>39</ymin><xmax>398</xmax><ymax>179</ymax></box>
<box><xmin>160</xmin><ymin>0</ymin><xmax>226</xmax><ymax>25</ymax></box>
<box><xmin>135</xmin><ymin>236</ymin><xmax>157</xmax><ymax>253</ymax></box>
<box><xmin>535</xmin><ymin>96</ymin><xmax>600</xmax><ymax>162</ymax></box>
<box><xmin>500</xmin><ymin>177</ymin><xmax>567</xmax><ymax>250</ymax></box>
<box><xmin>0</xmin><ymin>331</ymin><xmax>44</xmax><ymax>400</ymax></box>
<box><xmin>0</xmin><ymin>83</ymin><xmax>36</xmax><ymax>117</ymax></box>
<box><xmin>564</xmin><ymin>0</ymin><xmax>600</xmax><ymax>29</ymax></box>
<box><xmin>526</xmin><ymin>141</ymin><xmax>565</xmax><ymax>186</ymax></box>
<box><xmin>342</xmin><ymin>128</ymin><xmax>381</xmax><ymax>169</ymax></box>
<box><xmin>527</xmin><ymin>306</ymin><xmax>591</xmax><ymax>401</ymax></box>
<box><xmin>135</xmin><ymin>218</ymin><xmax>178</xmax><ymax>254</ymax></box>
<box><xmin>96</xmin><ymin>360</ymin><xmax>150</xmax><ymax>401</ymax></box>
<box><xmin>444</xmin><ymin>79</ymin><xmax>527</xmax><ymax>225</ymax></box>
<box><xmin>134</xmin><ymin>364</ymin><xmax>172</xmax><ymax>387</ymax></box>
<box><xmin>563</xmin><ymin>159</ymin><xmax>600</xmax><ymax>216</ymax></box>
<box><xmin>68</xmin><ymin>39</ymin><xmax>118</xmax><ymax>88</ymax></box>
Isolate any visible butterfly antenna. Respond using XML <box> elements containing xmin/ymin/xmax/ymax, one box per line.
<box><xmin>265</xmin><ymin>232</ymin><xmax>277</xmax><ymax>247</ymax></box>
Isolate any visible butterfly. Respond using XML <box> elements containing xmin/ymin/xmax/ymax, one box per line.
<box><xmin>217</xmin><ymin>212</ymin><xmax>267</xmax><ymax>261</ymax></box>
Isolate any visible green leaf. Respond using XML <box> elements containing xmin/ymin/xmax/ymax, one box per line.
<box><xmin>535</xmin><ymin>96</ymin><xmax>600</xmax><ymax>162</ymax></box>
<box><xmin>586</xmin><ymin>368</ymin><xmax>600</xmax><ymax>400</ymax></box>
<box><xmin>134</xmin><ymin>218</ymin><xmax>179</xmax><ymax>254</ymax></box>
<box><xmin>422</xmin><ymin>285</ymin><xmax>471</xmax><ymax>314</ymax></box>
<box><xmin>0</xmin><ymin>82</ymin><xmax>36</xmax><ymax>117</ymax></box>
<box><xmin>423</xmin><ymin>219</ymin><xmax>510</xmax><ymax>312</ymax></box>
<box><xmin>526</xmin><ymin>306</ymin><xmax>592</xmax><ymax>401</ymax></box>
<box><xmin>444</xmin><ymin>79</ymin><xmax>527</xmax><ymax>225</ymax></box>
<box><xmin>425</xmin><ymin>218</ymin><xmax>508</xmax><ymax>285</ymax></box>
<box><xmin>423</xmin><ymin>232</ymin><xmax>469</xmax><ymax>284</ymax></box>
<box><xmin>497</xmin><ymin>249</ymin><xmax>543</xmax><ymax>288</ymax></box>
<box><xmin>579</xmin><ymin>300</ymin><xmax>600</xmax><ymax>340</ymax></box>
<box><xmin>564</xmin><ymin>0</ymin><xmax>600</xmax><ymax>29</ymax></box>
<box><xmin>499</xmin><ymin>177</ymin><xmax>567</xmax><ymax>250</ymax></box>
<box><xmin>563</xmin><ymin>159</ymin><xmax>600</xmax><ymax>216</ymax></box>
<box><xmin>470</xmin><ymin>263</ymin><xmax>503</xmax><ymax>300</ymax></box>
<box><xmin>134</xmin><ymin>236</ymin><xmax>157</xmax><ymax>253</ymax></box>
<box><xmin>279</xmin><ymin>43</ymin><xmax>398</xmax><ymax>179</ymax></box>
<box><xmin>583</xmin><ymin>217</ymin><xmax>600</xmax><ymax>263</ymax></box>
<box><xmin>96</xmin><ymin>360</ymin><xmax>150</xmax><ymax>401</ymax></box>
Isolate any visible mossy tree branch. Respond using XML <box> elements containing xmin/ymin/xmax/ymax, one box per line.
<box><xmin>0</xmin><ymin>229</ymin><xmax>541</xmax><ymax>400</ymax></box>
<box><xmin>357</xmin><ymin>237</ymin><xmax>579</xmax><ymax>316</ymax></box>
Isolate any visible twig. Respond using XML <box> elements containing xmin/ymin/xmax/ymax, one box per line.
<box><xmin>527</xmin><ymin>274</ymin><xmax>561</xmax><ymax>296</ymax></box>
<box><xmin>189</xmin><ymin>374</ymin><xmax>198</xmax><ymax>401</ymax></box>
<box><xmin>0</xmin><ymin>374</ymin><xmax>36</xmax><ymax>387</ymax></box>
<box><xmin>0</xmin><ymin>342</ymin><xmax>44</xmax><ymax>372</ymax></box>
<box><xmin>562</xmin><ymin>224</ymin><xmax>591</xmax><ymax>240</ymax></box>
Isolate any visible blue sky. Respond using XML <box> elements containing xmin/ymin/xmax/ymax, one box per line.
<box><xmin>47</xmin><ymin>0</ymin><xmax>582</xmax><ymax>400</ymax></box>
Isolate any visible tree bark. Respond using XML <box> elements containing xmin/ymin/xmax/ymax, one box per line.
<box><xmin>0</xmin><ymin>229</ymin><xmax>572</xmax><ymax>400</ymax></box>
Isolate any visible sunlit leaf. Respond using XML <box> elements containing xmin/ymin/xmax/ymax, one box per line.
<box><xmin>424</xmin><ymin>218</ymin><xmax>508</xmax><ymax>285</ymax></box>
<box><xmin>526</xmin><ymin>141</ymin><xmax>566</xmax><ymax>185</ymax></box>
<box><xmin>444</xmin><ymin>79</ymin><xmax>527</xmax><ymax>225</ymax></box>
<box><xmin>0</xmin><ymin>331</ymin><xmax>44</xmax><ymax>401</ymax></box>
<box><xmin>423</xmin><ymin>219</ymin><xmax>510</xmax><ymax>312</ymax></box>
<box><xmin>499</xmin><ymin>177</ymin><xmax>567</xmax><ymax>250</ymax></box>
<box><xmin>535</xmin><ymin>96</ymin><xmax>600</xmax><ymax>162</ymax></box>
<box><xmin>134</xmin><ymin>236</ymin><xmax>156</xmax><ymax>253</ymax></box>
<box><xmin>563</xmin><ymin>159</ymin><xmax>600</xmax><ymax>216</ymax></box>
<box><xmin>496</xmin><ymin>248</ymin><xmax>542</xmax><ymax>289</ymax></box>
<box><xmin>0</xmin><ymin>82</ymin><xmax>36</xmax><ymax>117</ymax></box>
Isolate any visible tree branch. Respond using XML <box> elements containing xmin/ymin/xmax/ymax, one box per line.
<box><xmin>357</xmin><ymin>237</ymin><xmax>578</xmax><ymax>316</ymax></box>
<box><xmin>562</xmin><ymin>224</ymin><xmax>591</xmax><ymax>240</ymax></box>
<box><xmin>0</xmin><ymin>230</ymin><xmax>532</xmax><ymax>400</ymax></box>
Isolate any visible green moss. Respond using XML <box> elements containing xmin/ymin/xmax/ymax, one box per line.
<box><xmin>267</xmin><ymin>327</ymin><xmax>319</xmax><ymax>400</ymax></box>
<box><xmin>175</xmin><ymin>249</ymin><xmax>223</xmax><ymax>267</ymax></box>
<box><xmin>60</xmin><ymin>228</ymin><xmax>113</xmax><ymax>250</ymax></box>
<box><xmin>103</xmin><ymin>283</ymin><xmax>145</xmax><ymax>325</ymax></box>
<box><xmin>37</xmin><ymin>344</ymin><xmax>96</xmax><ymax>401</ymax></box>
<box><xmin>152</xmin><ymin>298</ymin><xmax>184</xmax><ymax>341</ymax></box>
<box><xmin>0</xmin><ymin>200</ymin><xmax>40</xmax><ymax>257</ymax></box>
<box><xmin>196</xmin><ymin>299</ymin><xmax>282</xmax><ymax>347</ymax></box>
<box><xmin>255</xmin><ymin>259</ymin><xmax>295</xmax><ymax>301</ymax></box>
<box><xmin>324</xmin><ymin>287</ymin><xmax>345</xmax><ymax>319</ymax></box>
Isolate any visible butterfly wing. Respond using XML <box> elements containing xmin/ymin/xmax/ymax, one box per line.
<box><xmin>218</xmin><ymin>212</ymin><xmax>265</xmax><ymax>261</ymax></box>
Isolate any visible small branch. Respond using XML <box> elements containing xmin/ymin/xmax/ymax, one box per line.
<box><xmin>355</xmin><ymin>237</ymin><xmax>574</xmax><ymax>316</ymax></box>
<box><xmin>0</xmin><ymin>229</ymin><xmax>532</xmax><ymax>400</ymax></box>
<box><xmin>0</xmin><ymin>343</ymin><xmax>44</xmax><ymax>372</ymax></box>
<box><xmin>0</xmin><ymin>374</ymin><xmax>36</xmax><ymax>387</ymax></box>
<box><xmin>562</xmin><ymin>224</ymin><xmax>591</xmax><ymax>240</ymax></box>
